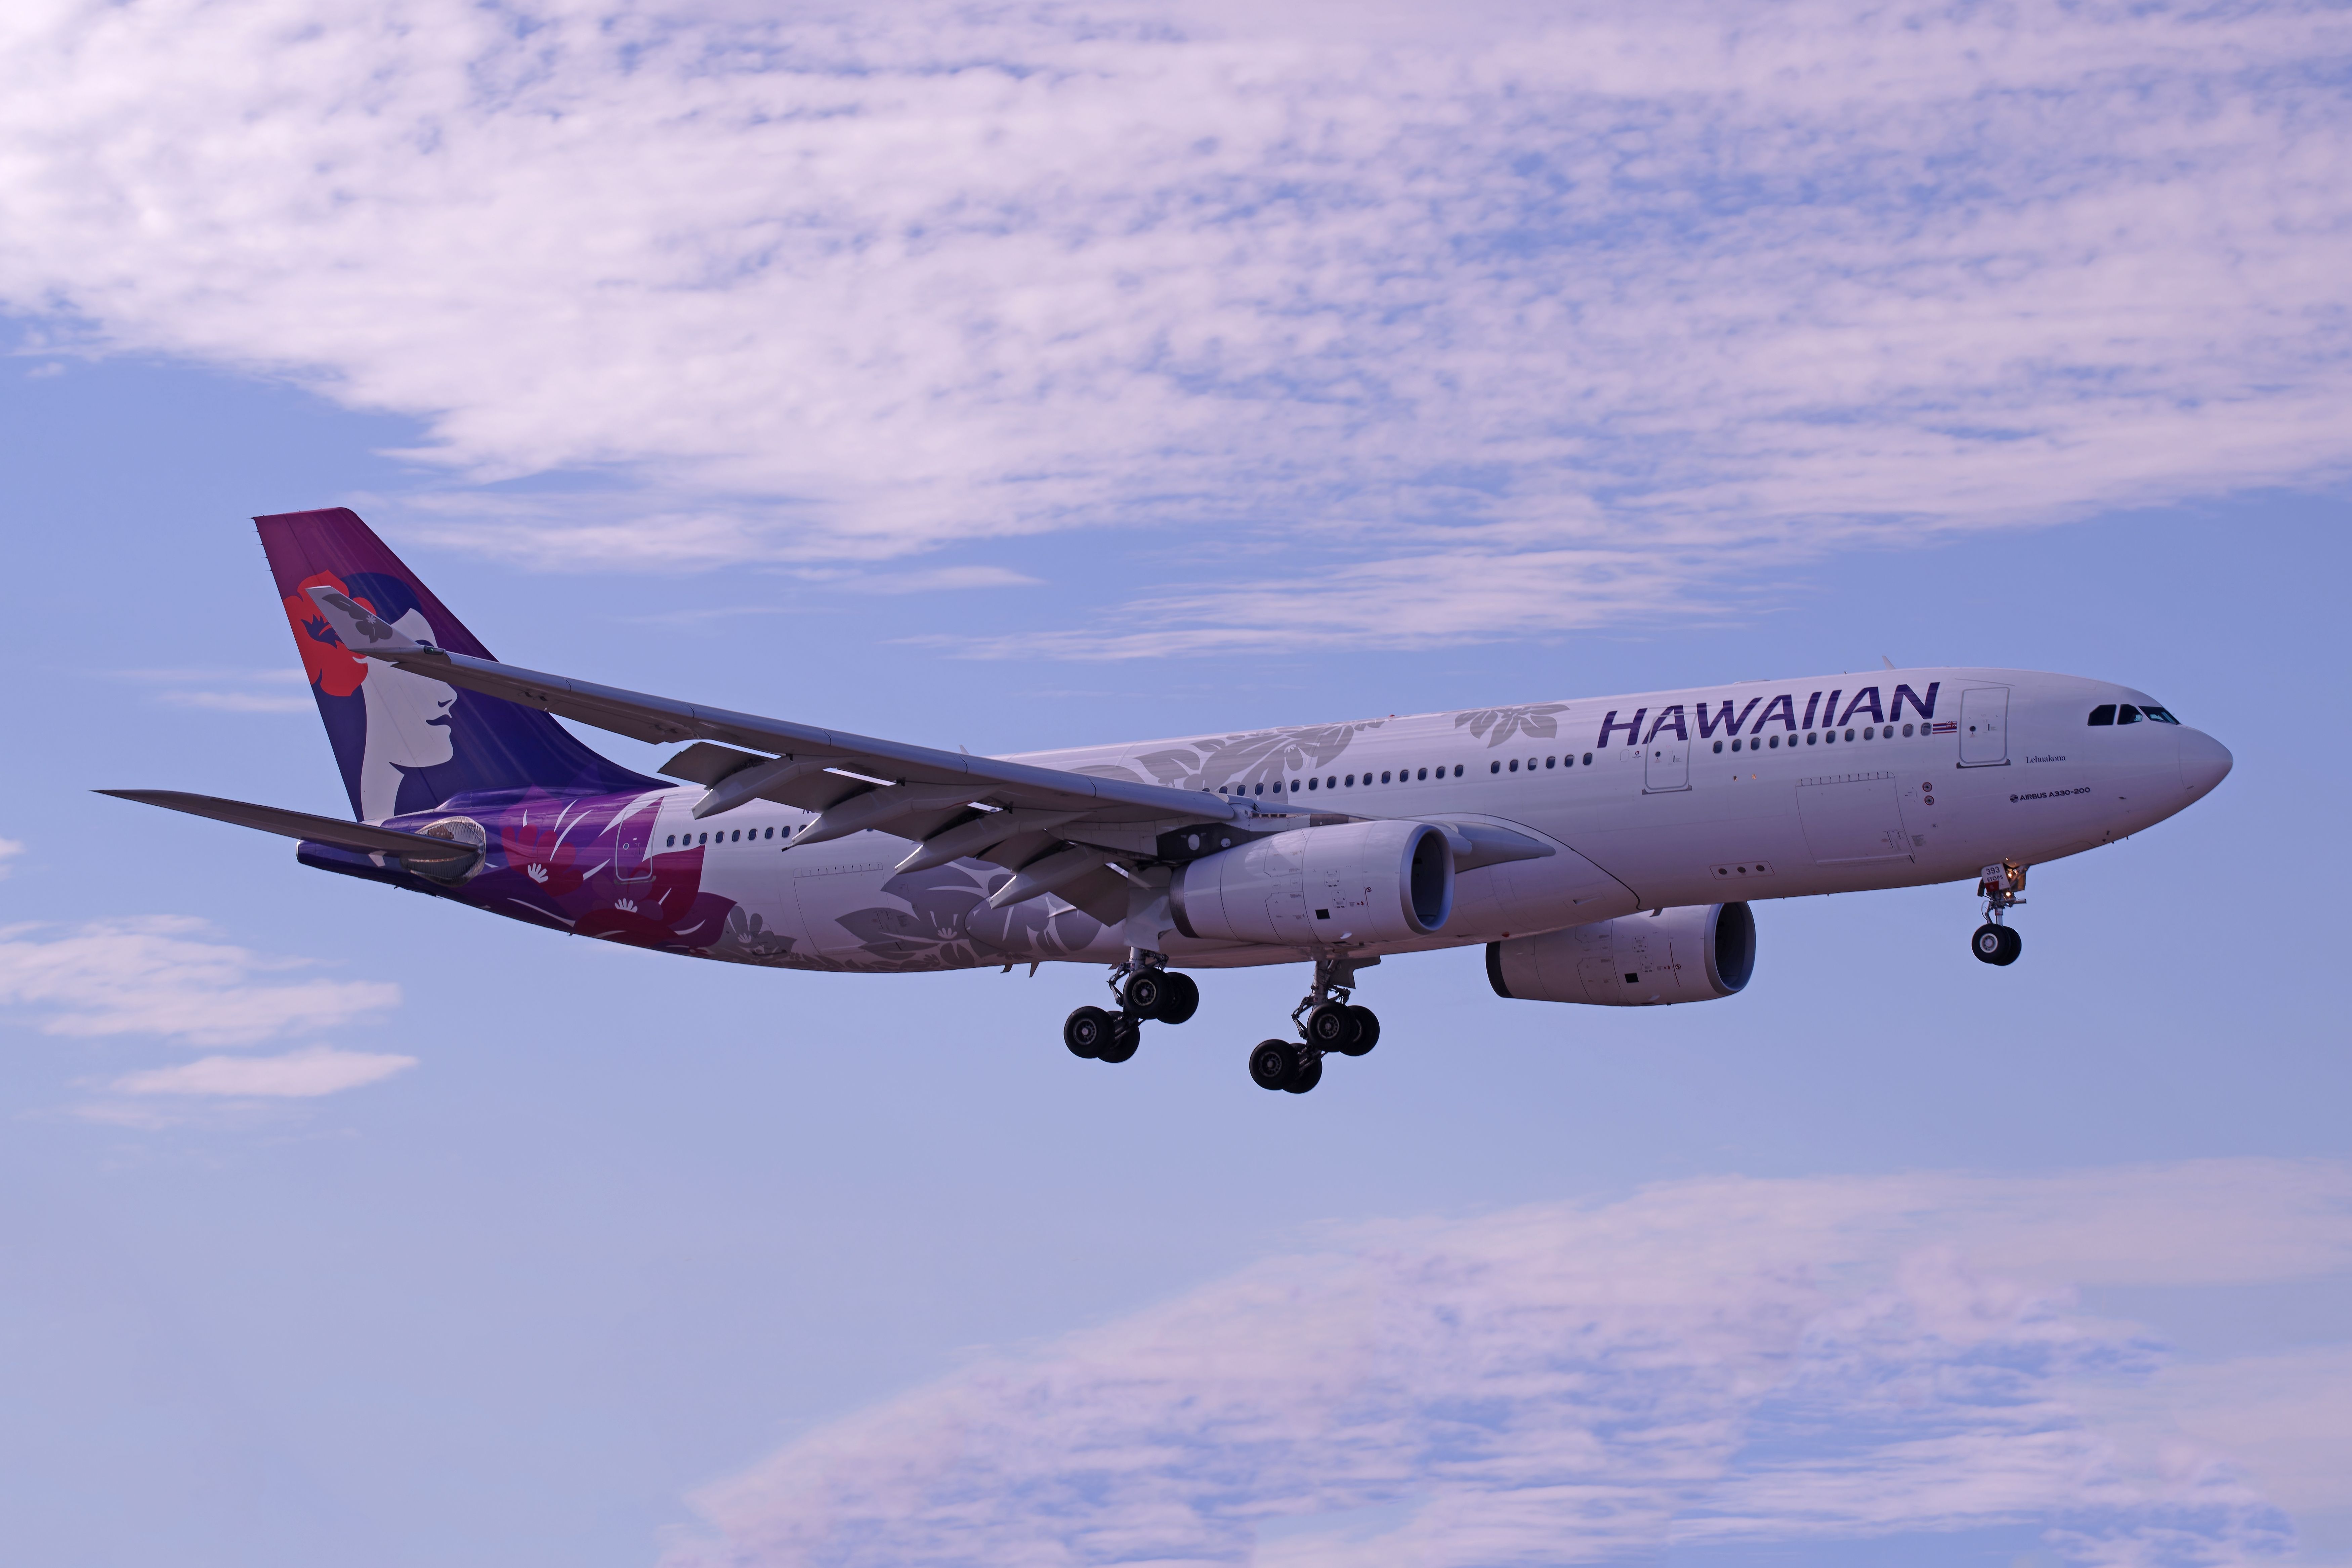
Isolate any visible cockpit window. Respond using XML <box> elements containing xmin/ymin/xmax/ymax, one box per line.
<box><xmin>2117</xmin><ymin>705</ymin><xmax>2143</xmax><ymax>724</ymax></box>
<box><xmin>2139</xmin><ymin>705</ymin><xmax>2180</xmax><ymax>724</ymax></box>
<box><xmin>2088</xmin><ymin>704</ymin><xmax>2116</xmax><ymax>725</ymax></box>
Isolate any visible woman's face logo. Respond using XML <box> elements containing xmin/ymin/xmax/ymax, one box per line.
<box><xmin>364</xmin><ymin>608</ymin><xmax>459</xmax><ymax>769</ymax></box>
<box><xmin>284</xmin><ymin>570</ymin><xmax>459</xmax><ymax>817</ymax></box>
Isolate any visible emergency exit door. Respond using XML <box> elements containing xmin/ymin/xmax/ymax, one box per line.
<box><xmin>1644</xmin><ymin>734</ymin><xmax>1689</xmax><ymax>792</ymax></box>
<box><xmin>1959</xmin><ymin>686</ymin><xmax>2009</xmax><ymax>766</ymax></box>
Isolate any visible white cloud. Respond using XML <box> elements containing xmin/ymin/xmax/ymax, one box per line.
<box><xmin>155</xmin><ymin>690</ymin><xmax>317</xmax><ymax>713</ymax></box>
<box><xmin>664</xmin><ymin>1161</ymin><xmax>2351</xmax><ymax>1568</ymax></box>
<box><xmin>0</xmin><ymin>916</ymin><xmax>400</xmax><ymax>1046</ymax></box>
<box><xmin>1</xmin><ymin>0</ymin><xmax>2346</xmax><ymax>646</ymax></box>
<box><xmin>110</xmin><ymin>666</ymin><xmax>314</xmax><ymax>712</ymax></box>
<box><xmin>0</xmin><ymin>838</ymin><xmax>20</xmax><ymax>877</ymax></box>
<box><xmin>109</xmin><ymin>1044</ymin><xmax>416</xmax><ymax>1097</ymax></box>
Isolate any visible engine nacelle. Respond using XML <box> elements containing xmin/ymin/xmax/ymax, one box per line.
<box><xmin>1486</xmin><ymin>902</ymin><xmax>1756</xmax><ymax>1006</ymax></box>
<box><xmin>1170</xmin><ymin>819</ymin><xmax>1453</xmax><ymax>947</ymax></box>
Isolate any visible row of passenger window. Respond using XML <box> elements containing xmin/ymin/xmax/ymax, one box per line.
<box><xmin>1714</xmin><ymin>722</ymin><xmax>1923</xmax><ymax>753</ymax></box>
<box><xmin>665</xmin><ymin>825</ymin><xmax>782</xmax><ymax>847</ymax></box>
<box><xmin>2088</xmin><ymin>704</ymin><xmax>2179</xmax><ymax>725</ymax></box>
<box><xmin>1214</xmin><ymin>721</ymin><xmax>1945</xmax><ymax>793</ymax></box>
<box><xmin>1217</xmin><ymin>764</ymin><xmax>1475</xmax><ymax>796</ymax></box>
<box><xmin>662</xmin><ymin>717</ymin><xmax>1957</xmax><ymax>838</ymax></box>
<box><xmin>1486</xmin><ymin>755</ymin><xmax>1595</xmax><ymax>773</ymax></box>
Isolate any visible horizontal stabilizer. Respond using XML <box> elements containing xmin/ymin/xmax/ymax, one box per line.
<box><xmin>96</xmin><ymin>790</ymin><xmax>480</xmax><ymax>873</ymax></box>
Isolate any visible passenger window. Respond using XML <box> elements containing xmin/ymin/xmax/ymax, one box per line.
<box><xmin>1453</xmin><ymin>765</ymin><xmax>1464</xmax><ymax>777</ymax></box>
<box><xmin>1507</xmin><ymin>759</ymin><xmax>1518</xmax><ymax>772</ymax></box>
<box><xmin>1712</xmin><ymin>740</ymin><xmax>1723</xmax><ymax>753</ymax></box>
<box><xmin>665</xmin><ymin>835</ymin><xmax>675</xmax><ymax>847</ymax></box>
<box><xmin>1582</xmin><ymin>753</ymin><xmax>1592</xmax><ymax>765</ymax></box>
<box><xmin>698</xmin><ymin>832</ymin><xmax>708</xmax><ymax>844</ymax></box>
<box><xmin>1381</xmin><ymin>771</ymin><xmax>1391</xmax><ymax>783</ymax></box>
<box><xmin>1254</xmin><ymin>783</ymin><xmax>1264</xmax><ymax>795</ymax></box>
<box><xmin>1769</xmin><ymin>735</ymin><xmax>1780</xmax><ymax>749</ymax></box>
<box><xmin>1731</xmin><ymin>738</ymin><xmax>1741</xmax><ymax>752</ymax></box>
<box><xmin>1546</xmin><ymin>756</ymin><xmax>1555</xmax><ymax>768</ymax></box>
<box><xmin>1902</xmin><ymin>723</ymin><xmax>1914</xmax><ymax>736</ymax></box>
<box><xmin>1307</xmin><ymin>777</ymin><xmax>1318</xmax><ymax>790</ymax></box>
<box><xmin>2118</xmin><ymin>705</ymin><xmax>2142</xmax><ymax>724</ymax></box>
<box><xmin>1844</xmin><ymin>728</ymin><xmax>1854</xmax><ymax>741</ymax></box>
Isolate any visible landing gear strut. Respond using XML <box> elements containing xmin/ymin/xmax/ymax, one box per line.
<box><xmin>1250</xmin><ymin>954</ymin><xmax>1380</xmax><ymax>1094</ymax></box>
<box><xmin>1971</xmin><ymin>860</ymin><xmax>2026</xmax><ymax>967</ymax></box>
<box><xmin>1063</xmin><ymin>951</ymin><xmax>1196</xmax><ymax>1066</ymax></box>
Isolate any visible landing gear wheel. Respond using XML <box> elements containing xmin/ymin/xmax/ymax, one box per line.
<box><xmin>1303</xmin><ymin>1001</ymin><xmax>1357</xmax><ymax>1051</ymax></box>
<box><xmin>1154</xmin><ymin>971</ymin><xmax>1200</xmax><ymax>1026</ymax></box>
<box><xmin>1122</xmin><ymin>969</ymin><xmax>1167</xmax><ymax>1017</ymax></box>
<box><xmin>1332</xmin><ymin>1005</ymin><xmax>1379</xmax><ymax>1056</ymax></box>
<box><xmin>1098</xmin><ymin>1013</ymin><xmax>1142</xmax><ymax>1063</ymax></box>
<box><xmin>1063</xmin><ymin>1005</ymin><xmax>1110</xmax><ymax>1058</ymax></box>
<box><xmin>1284</xmin><ymin>1056</ymin><xmax>1324</xmax><ymax>1094</ymax></box>
<box><xmin>1248</xmin><ymin>1039</ymin><xmax>1300</xmax><ymax>1091</ymax></box>
<box><xmin>1971</xmin><ymin>923</ymin><xmax>2022</xmax><ymax>966</ymax></box>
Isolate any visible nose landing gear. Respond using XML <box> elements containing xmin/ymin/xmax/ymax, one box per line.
<box><xmin>1250</xmin><ymin>955</ymin><xmax>1379</xmax><ymax>1094</ymax></box>
<box><xmin>1063</xmin><ymin>951</ymin><xmax>1198</xmax><ymax>1065</ymax></box>
<box><xmin>1971</xmin><ymin>861</ymin><xmax>2027</xmax><ymax>966</ymax></box>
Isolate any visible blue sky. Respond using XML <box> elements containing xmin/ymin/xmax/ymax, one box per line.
<box><xmin>2</xmin><ymin>3</ymin><xmax>2350</xmax><ymax>1566</ymax></box>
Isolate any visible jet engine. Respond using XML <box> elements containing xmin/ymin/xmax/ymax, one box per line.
<box><xmin>1169</xmin><ymin>819</ymin><xmax>1453</xmax><ymax>946</ymax></box>
<box><xmin>1486</xmin><ymin>902</ymin><xmax>1755</xmax><ymax>1006</ymax></box>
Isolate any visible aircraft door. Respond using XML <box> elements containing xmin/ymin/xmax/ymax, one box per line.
<box><xmin>1644</xmin><ymin>736</ymin><xmax>1690</xmax><ymax>793</ymax></box>
<box><xmin>1959</xmin><ymin>686</ymin><xmax>2010</xmax><ymax>766</ymax></box>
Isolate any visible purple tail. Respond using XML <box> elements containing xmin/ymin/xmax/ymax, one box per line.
<box><xmin>257</xmin><ymin>508</ymin><xmax>659</xmax><ymax>820</ymax></box>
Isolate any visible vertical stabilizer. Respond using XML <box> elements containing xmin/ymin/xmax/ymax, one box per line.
<box><xmin>256</xmin><ymin>508</ymin><xmax>659</xmax><ymax>820</ymax></box>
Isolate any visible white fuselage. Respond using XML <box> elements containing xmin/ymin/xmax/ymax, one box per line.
<box><xmin>638</xmin><ymin>667</ymin><xmax>2228</xmax><ymax>974</ymax></box>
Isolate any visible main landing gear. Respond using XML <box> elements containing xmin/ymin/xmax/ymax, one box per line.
<box><xmin>1063</xmin><ymin>951</ymin><xmax>1200</xmax><ymax>1065</ymax></box>
<box><xmin>1248</xmin><ymin>955</ymin><xmax>1380</xmax><ymax>1095</ymax></box>
<box><xmin>1971</xmin><ymin>860</ymin><xmax>2027</xmax><ymax>967</ymax></box>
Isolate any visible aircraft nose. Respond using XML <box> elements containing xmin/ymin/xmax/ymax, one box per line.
<box><xmin>2178</xmin><ymin>728</ymin><xmax>2233</xmax><ymax>797</ymax></box>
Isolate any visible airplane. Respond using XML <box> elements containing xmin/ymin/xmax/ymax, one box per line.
<box><xmin>106</xmin><ymin>508</ymin><xmax>2234</xmax><ymax>1095</ymax></box>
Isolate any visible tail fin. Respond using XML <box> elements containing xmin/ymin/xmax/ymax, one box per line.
<box><xmin>257</xmin><ymin>508</ymin><xmax>659</xmax><ymax>820</ymax></box>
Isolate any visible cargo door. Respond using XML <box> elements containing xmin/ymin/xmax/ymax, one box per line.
<box><xmin>1797</xmin><ymin>772</ymin><xmax>1912</xmax><ymax>862</ymax></box>
<box><xmin>1959</xmin><ymin>686</ymin><xmax>2010</xmax><ymax>767</ymax></box>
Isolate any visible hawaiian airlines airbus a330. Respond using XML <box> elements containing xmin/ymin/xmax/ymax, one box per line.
<box><xmin>109</xmin><ymin>510</ymin><xmax>2233</xmax><ymax>1094</ymax></box>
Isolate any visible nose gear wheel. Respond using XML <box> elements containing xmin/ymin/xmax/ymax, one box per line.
<box><xmin>1970</xmin><ymin>861</ymin><xmax>2028</xmax><ymax>966</ymax></box>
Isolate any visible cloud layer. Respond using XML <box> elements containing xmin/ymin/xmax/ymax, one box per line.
<box><xmin>3</xmin><ymin>0</ymin><xmax>2348</xmax><ymax>647</ymax></box>
<box><xmin>666</xmin><ymin>1161</ymin><xmax>2352</xmax><ymax>1567</ymax></box>
<box><xmin>0</xmin><ymin>916</ymin><xmax>399</xmax><ymax>1046</ymax></box>
<box><xmin>109</xmin><ymin>1044</ymin><xmax>417</xmax><ymax>1098</ymax></box>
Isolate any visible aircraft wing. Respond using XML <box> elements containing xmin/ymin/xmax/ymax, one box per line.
<box><xmin>97</xmin><ymin>790</ymin><xmax>482</xmax><ymax>872</ymax></box>
<box><xmin>301</xmin><ymin>586</ymin><xmax>1255</xmax><ymax>853</ymax></box>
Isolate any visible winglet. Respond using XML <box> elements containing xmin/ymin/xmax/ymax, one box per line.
<box><xmin>304</xmin><ymin>584</ymin><xmax>429</xmax><ymax>658</ymax></box>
